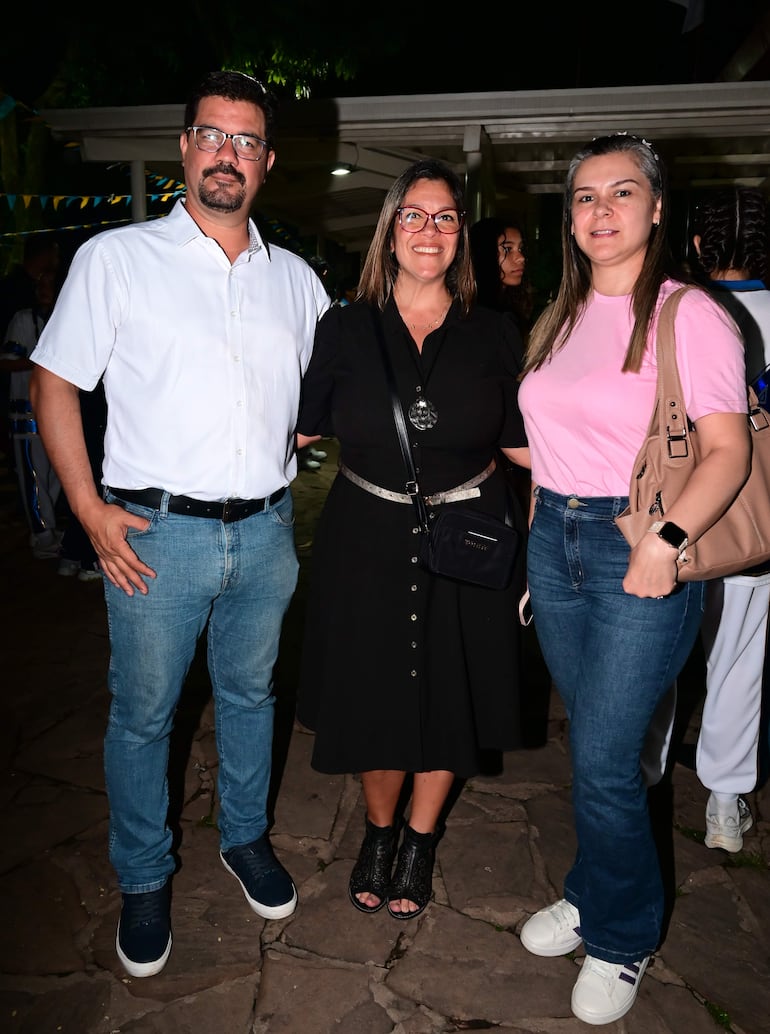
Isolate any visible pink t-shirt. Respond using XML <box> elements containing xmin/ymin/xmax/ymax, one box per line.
<box><xmin>518</xmin><ymin>280</ymin><xmax>747</xmax><ymax>497</ymax></box>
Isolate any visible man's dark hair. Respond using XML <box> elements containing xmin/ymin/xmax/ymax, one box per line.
<box><xmin>184</xmin><ymin>71</ymin><xmax>278</xmax><ymax>149</ymax></box>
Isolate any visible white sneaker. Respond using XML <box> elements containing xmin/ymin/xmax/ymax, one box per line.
<box><xmin>571</xmin><ymin>954</ymin><xmax>650</xmax><ymax>1025</ymax></box>
<box><xmin>704</xmin><ymin>795</ymin><xmax>753</xmax><ymax>852</ymax></box>
<box><xmin>520</xmin><ymin>898</ymin><xmax>582</xmax><ymax>956</ymax></box>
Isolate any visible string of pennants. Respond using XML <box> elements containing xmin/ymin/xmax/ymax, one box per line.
<box><xmin>1</xmin><ymin>171</ymin><xmax>308</xmax><ymax>254</ymax></box>
<box><xmin>0</xmin><ymin>105</ymin><xmax>310</xmax><ymax>255</ymax></box>
<box><xmin>0</xmin><ymin>171</ymin><xmax>186</xmax><ymax>239</ymax></box>
<box><xmin>2</xmin><ymin>170</ymin><xmax>185</xmax><ymax>216</ymax></box>
<box><xmin>2</xmin><ymin>188</ymin><xmax>186</xmax><ymax>212</ymax></box>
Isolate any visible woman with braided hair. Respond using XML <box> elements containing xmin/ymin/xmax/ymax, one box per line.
<box><xmin>689</xmin><ymin>186</ymin><xmax>770</xmax><ymax>853</ymax></box>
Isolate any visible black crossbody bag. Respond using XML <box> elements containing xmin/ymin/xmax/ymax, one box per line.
<box><xmin>371</xmin><ymin>309</ymin><xmax>519</xmax><ymax>590</ymax></box>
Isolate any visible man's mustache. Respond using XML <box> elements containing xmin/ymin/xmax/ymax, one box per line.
<box><xmin>202</xmin><ymin>163</ymin><xmax>246</xmax><ymax>185</ymax></box>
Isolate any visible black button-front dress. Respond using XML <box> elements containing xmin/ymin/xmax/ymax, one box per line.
<box><xmin>296</xmin><ymin>295</ymin><xmax>528</xmax><ymax>778</ymax></box>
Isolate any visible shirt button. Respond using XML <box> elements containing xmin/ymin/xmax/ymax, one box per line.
<box><xmin>411</xmin><ymin>641</ymin><xmax>417</xmax><ymax>648</ymax></box>
<box><xmin>411</xmin><ymin>584</ymin><xmax>417</xmax><ymax>591</ymax></box>
<box><xmin>412</xmin><ymin>527</ymin><xmax>420</xmax><ymax>535</ymax></box>
<box><xmin>410</xmin><ymin>614</ymin><xmax>417</xmax><ymax>621</ymax></box>
<box><xmin>410</xmin><ymin>670</ymin><xmax>417</xmax><ymax>677</ymax></box>
<box><xmin>233</xmin><ymin>355</ymin><xmax>241</xmax><ymax>362</ymax></box>
<box><xmin>411</xmin><ymin>556</ymin><xmax>418</xmax><ymax>564</ymax></box>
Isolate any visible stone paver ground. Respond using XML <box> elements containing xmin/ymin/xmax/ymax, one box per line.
<box><xmin>1</xmin><ymin>440</ymin><xmax>767</xmax><ymax>1033</ymax></box>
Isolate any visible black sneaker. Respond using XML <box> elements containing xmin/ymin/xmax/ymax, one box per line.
<box><xmin>116</xmin><ymin>885</ymin><xmax>172</xmax><ymax>977</ymax></box>
<box><xmin>220</xmin><ymin>834</ymin><xmax>297</xmax><ymax>919</ymax></box>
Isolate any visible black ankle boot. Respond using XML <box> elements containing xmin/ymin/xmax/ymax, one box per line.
<box><xmin>386</xmin><ymin>825</ymin><xmax>436</xmax><ymax>920</ymax></box>
<box><xmin>348</xmin><ymin>817</ymin><xmax>399</xmax><ymax>914</ymax></box>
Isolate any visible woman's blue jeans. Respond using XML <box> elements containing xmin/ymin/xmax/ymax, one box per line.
<box><xmin>527</xmin><ymin>487</ymin><xmax>704</xmax><ymax>963</ymax></box>
<box><xmin>102</xmin><ymin>489</ymin><xmax>299</xmax><ymax>894</ymax></box>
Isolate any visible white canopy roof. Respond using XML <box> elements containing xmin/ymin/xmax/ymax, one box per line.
<box><xmin>42</xmin><ymin>80</ymin><xmax>770</xmax><ymax>255</ymax></box>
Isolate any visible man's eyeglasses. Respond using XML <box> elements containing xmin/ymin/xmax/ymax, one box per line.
<box><xmin>187</xmin><ymin>125</ymin><xmax>269</xmax><ymax>162</ymax></box>
<box><xmin>396</xmin><ymin>206</ymin><xmax>465</xmax><ymax>234</ymax></box>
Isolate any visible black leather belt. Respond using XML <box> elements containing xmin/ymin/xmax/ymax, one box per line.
<box><xmin>107</xmin><ymin>486</ymin><xmax>286</xmax><ymax>523</ymax></box>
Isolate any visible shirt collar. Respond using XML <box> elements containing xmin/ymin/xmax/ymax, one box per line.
<box><xmin>171</xmin><ymin>199</ymin><xmax>268</xmax><ymax>259</ymax></box>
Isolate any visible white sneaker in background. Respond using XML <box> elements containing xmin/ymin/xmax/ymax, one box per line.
<box><xmin>704</xmin><ymin>795</ymin><xmax>753</xmax><ymax>852</ymax></box>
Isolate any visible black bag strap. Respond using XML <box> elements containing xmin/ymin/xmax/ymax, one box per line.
<box><xmin>369</xmin><ymin>307</ymin><xmax>430</xmax><ymax>532</ymax></box>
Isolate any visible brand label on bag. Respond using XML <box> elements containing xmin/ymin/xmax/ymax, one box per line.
<box><xmin>420</xmin><ymin>508</ymin><xmax>520</xmax><ymax>589</ymax></box>
<box><xmin>465</xmin><ymin>534</ymin><xmax>492</xmax><ymax>551</ymax></box>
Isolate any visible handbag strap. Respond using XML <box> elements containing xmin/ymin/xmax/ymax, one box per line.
<box><xmin>653</xmin><ymin>287</ymin><xmax>692</xmax><ymax>463</ymax></box>
<box><xmin>652</xmin><ymin>285</ymin><xmax>766</xmax><ymax>461</ymax></box>
<box><xmin>369</xmin><ymin>307</ymin><xmax>430</xmax><ymax>532</ymax></box>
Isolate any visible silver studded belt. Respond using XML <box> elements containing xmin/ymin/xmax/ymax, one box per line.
<box><xmin>338</xmin><ymin>458</ymin><xmax>496</xmax><ymax>506</ymax></box>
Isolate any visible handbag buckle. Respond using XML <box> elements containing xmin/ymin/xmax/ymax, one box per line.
<box><xmin>666</xmin><ymin>428</ymin><xmax>689</xmax><ymax>459</ymax></box>
<box><xmin>750</xmin><ymin>405</ymin><xmax>769</xmax><ymax>432</ymax></box>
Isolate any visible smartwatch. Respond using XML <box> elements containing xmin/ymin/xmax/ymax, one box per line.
<box><xmin>648</xmin><ymin>520</ymin><xmax>689</xmax><ymax>554</ymax></box>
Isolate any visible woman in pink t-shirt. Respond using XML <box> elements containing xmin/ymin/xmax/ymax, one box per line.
<box><xmin>516</xmin><ymin>134</ymin><xmax>750</xmax><ymax>1026</ymax></box>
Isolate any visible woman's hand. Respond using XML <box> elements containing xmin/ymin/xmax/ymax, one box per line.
<box><xmin>296</xmin><ymin>432</ymin><xmax>322</xmax><ymax>450</ymax></box>
<box><xmin>623</xmin><ymin>410</ymin><xmax>750</xmax><ymax>598</ymax></box>
<box><xmin>623</xmin><ymin>531</ymin><xmax>680</xmax><ymax>598</ymax></box>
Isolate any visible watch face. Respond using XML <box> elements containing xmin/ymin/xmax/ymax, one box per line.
<box><xmin>660</xmin><ymin>522</ymin><xmax>687</xmax><ymax>550</ymax></box>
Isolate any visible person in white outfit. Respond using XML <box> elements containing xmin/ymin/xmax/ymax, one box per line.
<box><xmin>691</xmin><ymin>186</ymin><xmax>770</xmax><ymax>852</ymax></box>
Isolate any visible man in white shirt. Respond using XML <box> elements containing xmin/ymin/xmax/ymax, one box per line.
<box><xmin>30</xmin><ymin>70</ymin><xmax>330</xmax><ymax>978</ymax></box>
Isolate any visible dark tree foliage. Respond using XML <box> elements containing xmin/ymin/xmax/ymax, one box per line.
<box><xmin>0</xmin><ymin>1</ymin><xmax>380</xmax><ymax>108</ymax></box>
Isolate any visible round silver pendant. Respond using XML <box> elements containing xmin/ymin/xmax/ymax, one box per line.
<box><xmin>408</xmin><ymin>396</ymin><xmax>439</xmax><ymax>430</ymax></box>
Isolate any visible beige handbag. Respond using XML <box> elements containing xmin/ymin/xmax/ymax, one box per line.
<box><xmin>614</xmin><ymin>287</ymin><xmax>770</xmax><ymax>581</ymax></box>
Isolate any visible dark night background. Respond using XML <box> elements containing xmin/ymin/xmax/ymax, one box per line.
<box><xmin>0</xmin><ymin>0</ymin><xmax>767</xmax><ymax>272</ymax></box>
<box><xmin>2</xmin><ymin>1</ymin><xmax>768</xmax><ymax>108</ymax></box>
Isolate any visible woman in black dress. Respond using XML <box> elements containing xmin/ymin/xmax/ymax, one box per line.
<box><xmin>296</xmin><ymin>159</ymin><xmax>529</xmax><ymax>920</ymax></box>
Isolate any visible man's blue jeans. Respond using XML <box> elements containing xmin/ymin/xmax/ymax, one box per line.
<box><xmin>527</xmin><ymin>487</ymin><xmax>704</xmax><ymax>963</ymax></box>
<box><xmin>102</xmin><ymin>489</ymin><xmax>299</xmax><ymax>894</ymax></box>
